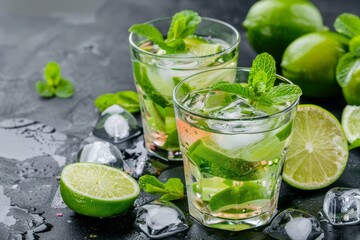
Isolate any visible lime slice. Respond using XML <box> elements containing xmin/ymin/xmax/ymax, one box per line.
<box><xmin>192</xmin><ymin>176</ymin><xmax>231</xmax><ymax>201</ymax></box>
<box><xmin>283</xmin><ymin>104</ymin><xmax>349</xmax><ymax>190</ymax></box>
<box><xmin>341</xmin><ymin>105</ymin><xmax>360</xmax><ymax>144</ymax></box>
<box><xmin>188</xmin><ymin>43</ymin><xmax>222</xmax><ymax>56</ymax></box>
<box><xmin>208</xmin><ymin>183</ymin><xmax>270</xmax><ymax>212</ymax></box>
<box><xmin>60</xmin><ymin>163</ymin><xmax>140</xmax><ymax>217</ymax></box>
<box><xmin>187</xmin><ymin>137</ymin><xmax>281</xmax><ymax>181</ymax></box>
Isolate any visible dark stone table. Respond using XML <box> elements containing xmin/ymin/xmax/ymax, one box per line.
<box><xmin>0</xmin><ymin>0</ymin><xmax>359</xmax><ymax>239</ymax></box>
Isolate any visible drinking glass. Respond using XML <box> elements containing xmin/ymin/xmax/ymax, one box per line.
<box><xmin>173</xmin><ymin>67</ymin><xmax>299</xmax><ymax>231</ymax></box>
<box><xmin>129</xmin><ymin>17</ymin><xmax>240</xmax><ymax>161</ymax></box>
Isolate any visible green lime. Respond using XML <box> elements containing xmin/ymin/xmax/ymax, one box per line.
<box><xmin>192</xmin><ymin>176</ymin><xmax>231</xmax><ymax>201</ymax></box>
<box><xmin>187</xmin><ymin>137</ymin><xmax>281</xmax><ymax>181</ymax></box>
<box><xmin>283</xmin><ymin>105</ymin><xmax>349</xmax><ymax>190</ymax></box>
<box><xmin>342</xmin><ymin>67</ymin><xmax>360</xmax><ymax>105</ymax></box>
<box><xmin>243</xmin><ymin>0</ymin><xmax>324</xmax><ymax>63</ymax></box>
<box><xmin>341</xmin><ymin>105</ymin><xmax>360</xmax><ymax>144</ymax></box>
<box><xmin>281</xmin><ymin>31</ymin><xmax>348</xmax><ymax>97</ymax></box>
<box><xmin>60</xmin><ymin>163</ymin><xmax>140</xmax><ymax>217</ymax></box>
<box><xmin>208</xmin><ymin>183</ymin><xmax>270</xmax><ymax>212</ymax></box>
<box><xmin>188</xmin><ymin>43</ymin><xmax>222</xmax><ymax>56</ymax></box>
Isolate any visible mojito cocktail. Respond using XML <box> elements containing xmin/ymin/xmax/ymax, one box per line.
<box><xmin>129</xmin><ymin>11</ymin><xmax>240</xmax><ymax>161</ymax></box>
<box><xmin>174</xmin><ymin>61</ymin><xmax>301</xmax><ymax>230</ymax></box>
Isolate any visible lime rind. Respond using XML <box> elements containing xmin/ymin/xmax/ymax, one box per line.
<box><xmin>61</xmin><ymin>163</ymin><xmax>140</xmax><ymax>201</ymax></box>
<box><xmin>283</xmin><ymin>104</ymin><xmax>349</xmax><ymax>190</ymax></box>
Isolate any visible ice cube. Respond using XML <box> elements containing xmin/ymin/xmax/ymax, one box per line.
<box><xmin>93</xmin><ymin>106</ymin><xmax>141</xmax><ymax>143</ymax></box>
<box><xmin>134</xmin><ymin>200</ymin><xmax>188</xmax><ymax>239</ymax></box>
<box><xmin>266</xmin><ymin>209</ymin><xmax>323</xmax><ymax>240</ymax></box>
<box><xmin>77</xmin><ymin>141</ymin><xmax>123</xmax><ymax>168</ymax></box>
<box><xmin>323</xmin><ymin>187</ymin><xmax>360</xmax><ymax>225</ymax></box>
<box><xmin>209</xmin><ymin>97</ymin><xmax>266</xmax><ymax>119</ymax></box>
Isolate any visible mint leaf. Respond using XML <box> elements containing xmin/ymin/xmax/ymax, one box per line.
<box><xmin>262</xmin><ymin>83</ymin><xmax>302</xmax><ymax>104</ymax></box>
<box><xmin>334</xmin><ymin>13</ymin><xmax>360</xmax><ymax>38</ymax></box>
<box><xmin>44</xmin><ymin>61</ymin><xmax>61</xmax><ymax>86</ymax></box>
<box><xmin>128</xmin><ymin>23</ymin><xmax>164</xmax><ymax>42</ymax></box>
<box><xmin>253</xmin><ymin>71</ymin><xmax>268</xmax><ymax>94</ymax></box>
<box><xmin>35</xmin><ymin>81</ymin><xmax>55</xmax><ymax>98</ymax></box>
<box><xmin>139</xmin><ymin>175</ymin><xmax>185</xmax><ymax>201</ymax></box>
<box><xmin>248</xmin><ymin>53</ymin><xmax>276</xmax><ymax>90</ymax></box>
<box><xmin>160</xmin><ymin>178</ymin><xmax>184</xmax><ymax>201</ymax></box>
<box><xmin>94</xmin><ymin>93</ymin><xmax>118</xmax><ymax>112</ymax></box>
<box><xmin>55</xmin><ymin>79</ymin><xmax>74</xmax><ymax>98</ymax></box>
<box><xmin>167</xmin><ymin>10</ymin><xmax>201</xmax><ymax>41</ymax></box>
<box><xmin>212</xmin><ymin>81</ymin><xmax>250</xmax><ymax>98</ymax></box>
<box><xmin>349</xmin><ymin>139</ymin><xmax>360</xmax><ymax>150</ymax></box>
<box><xmin>157</xmin><ymin>39</ymin><xmax>186</xmax><ymax>54</ymax></box>
<box><xmin>94</xmin><ymin>90</ymin><xmax>140</xmax><ymax>113</ymax></box>
<box><xmin>336</xmin><ymin>53</ymin><xmax>360</xmax><ymax>87</ymax></box>
<box><xmin>350</xmin><ymin>36</ymin><xmax>360</xmax><ymax>57</ymax></box>
<box><xmin>116</xmin><ymin>91</ymin><xmax>140</xmax><ymax>113</ymax></box>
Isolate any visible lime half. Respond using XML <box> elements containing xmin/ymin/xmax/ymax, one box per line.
<box><xmin>60</xmin><ymin>163</ymin><xmax>140</xmax><ymax>217</ymax></box>
<box><xmin>283</xmin><ymin>105</ymin><xmax>348</xmax><ymax>190</ymax></box>
<box><xmin>209</xmin><ymin>183</ymin><xmax>270</xmax><ymax>212</ymax></box>
<box><xmin>341</xmin><ymin>105</ymin><xmax>360</xmax><ymax>144</ymax></box>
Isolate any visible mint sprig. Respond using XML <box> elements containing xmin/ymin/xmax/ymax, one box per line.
<box><xmin>94</xmin><ymin>90</ymin><xmax>140</xmax><ymax>113</ymax></box>
<box><xmin>139</xmin><ymin>175</ymin><xmax>184</xmax><ymax>201</ymax></box>
<box><xmin>129</xmin><ymin>10</ymin><xmax>201</xmax><ymax>54</ymax></box>
<box><xmin>212</xmin><ymin>53</ymin><xmax>302</xmax><ymax>106</ymax></box>
<box><xmin>35</xmin><ymin>61</ymin><xmax>74</xmax><ymax>98</ymax></box>
<box><xmin>334</xmin><ymin>13</ymin><xmax>360</xmax><ymax>88</ymax></box>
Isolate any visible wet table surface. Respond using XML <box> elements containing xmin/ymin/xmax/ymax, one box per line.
<box><xmin>0</xmin><ymin>0</ymin><xmax>359</xmax><ymax>239</ymax></box>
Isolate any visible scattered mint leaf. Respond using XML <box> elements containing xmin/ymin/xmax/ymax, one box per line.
<box><xmin>248</xmin><ymin>52</ymin><xmax>276</xmax><ymax>90</ymax></box>
<box><xmin>167</xmin><ymin>10</ymin><xmax>201</xmax><ymax>41</ymax></box>
<box><xmin>129</xmin><ymin>10</ymin><xmax>201</xmax><ymax>54</ymax></box>
<box><xmin>44</xmin><ymin>61</ymin><xmax>61</xmax><ymax>86</ymax></box>
<box><xmin>336</xmin><ymin>52</ymin><xmax>360</xmax><ymax>87</ymax></box>
<box><xmin>262</xmin><ymin>83</ymin><xmax>302</xmax><ymax>104</ymax></box>
<box><xmin>349</xmin><ymin>36</ymin><xmax>360</xmax><ymax>57</ymax></box>
<box><xmin>212</xmin><ymin>81</ymin><xmax>250</xmax><ymax>98</ymax></box>
<box><xmin>36</xmin><ymin>81</ymin><xmax>55</xmax><ymax>98</ymax></box>
<box><xmin>349</xmin><ymin>139</ymin><xmax>360</xmax><ymax>150</ymax></box>
<box><xmin>94</xmin><ymin>90</ymin><xmax>140</xmax><ymax>113</ymax></box>
<box><xmin>36</xmin><ymin>61</ymin><xmax>75</xmax><ymax>99</ymax></box>
<box><xmin>139</xmin><ymin>175</ymin><xmax>184</xmax><ymax>201</ymax></box>
<box><xmin>55</xmin><ymin>79</ymin><xmax>74</xmax><ymax>98</ymax></box>
<box><xmin>334</xmin><ymin>13</ymin><xmax>360</xmax><ymax>38</ymax></box>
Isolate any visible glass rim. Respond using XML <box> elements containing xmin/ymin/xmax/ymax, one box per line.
<box><xmin>128</xmin><ymin>17</ymin><xmax>241</xmax><ymax>60</ymax></box>
<box><xmin>173</xmin><ymin>67</ymin><xmax>300</xmax><ymax>122</ymax></box>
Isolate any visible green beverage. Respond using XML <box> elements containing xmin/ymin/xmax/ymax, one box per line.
<box><xmin>129</xmin><ymin>10</ymin><xmax>240</xmax><ymax>161</ymax></box>
<box><xmin>173</xmin><ymin>55</ymin><xmax>302</xmax><ymax>231</ymax></box>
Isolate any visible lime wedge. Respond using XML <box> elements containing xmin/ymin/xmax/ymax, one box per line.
<box><xmin>60</xmin><ymin>163</ymin><xmax>140</xmax><ymax>217</ymax></box>
<box><xmin>188</xmin><ymin>43</ymin><xmax>222</xmax><ymax>56</ymax></box>
<box><xmin>187</xmin><ymin>137</ymin><xmax>281</xmax><ymax>181</ymax></box>
<box><xmin>283</xmin><ymin>104</ymin><xmax>349</xmax><ymax>190</ymax></box>
<box><xmin>341</xmin><ymin>105</ymin><xmax>360</xmax><ymax>144</ymax></box>
<box><xmin>208</xmin><ymin>183</ymin><xmax>270</xmax><ymax>212</ymax></box>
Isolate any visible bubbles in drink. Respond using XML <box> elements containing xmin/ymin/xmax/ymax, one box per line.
<box><xmin>93</xmin><ymin>105</ymin><xmax>141</xmax><ymax>143</ymax></box>
<box><xmin>134</xmin><ymin>200</ymin><xmax>189</xmax><ymax>238</ymax></box>
<box><xmin>323</xmin><ymin>187</ymin><xmax>360</xmax><ymax>225</ymax></box>
<box><xmin>266</xmin><ymin>209</ymin><xmax>324</xmax><ymax>240</ymax></box>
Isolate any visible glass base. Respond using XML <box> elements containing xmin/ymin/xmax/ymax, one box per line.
<box><xmin>188</xmin><ymin>201</ymin><xmax>277</xmax><ymax>231</ymax></box>
<box><xmin>146</xmin><ymin>143</ymin><xmax>183</xmax><ymax>162</ymax></box>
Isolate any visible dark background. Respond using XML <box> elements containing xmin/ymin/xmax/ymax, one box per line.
<box><xmin>0</xmin><ymin>0</ymin><xmax>359</xmax><ymax>239</ymax></box>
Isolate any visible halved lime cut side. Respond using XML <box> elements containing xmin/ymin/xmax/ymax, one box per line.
<box><xmin>341</xmin><ymin>105</ymin><xmax>360</xmax><ymax>144</ymax></box>
<box><xmin>283</xmin><ymin>104</ymin><xmax>348</xmax><ymax>190</ymax></box>
<box><xmin>60</xmin><ymin>163</ymin><xmax>140</xmax><ymax>217</ymax></box>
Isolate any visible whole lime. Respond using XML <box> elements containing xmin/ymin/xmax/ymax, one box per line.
<box><xmin>342</xmin><ymin>66</ymin><xmax>360</xmax><ymax>105</ymax></box>
<box><xmin>243</xmin><ymin>0</ymin><xmax>324</xmax><ymax>63</ymax></box>
<box><xmin>281</xmin><ymin>31</ymin><xmax>348</xmax><ymax>97</ymax></box>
